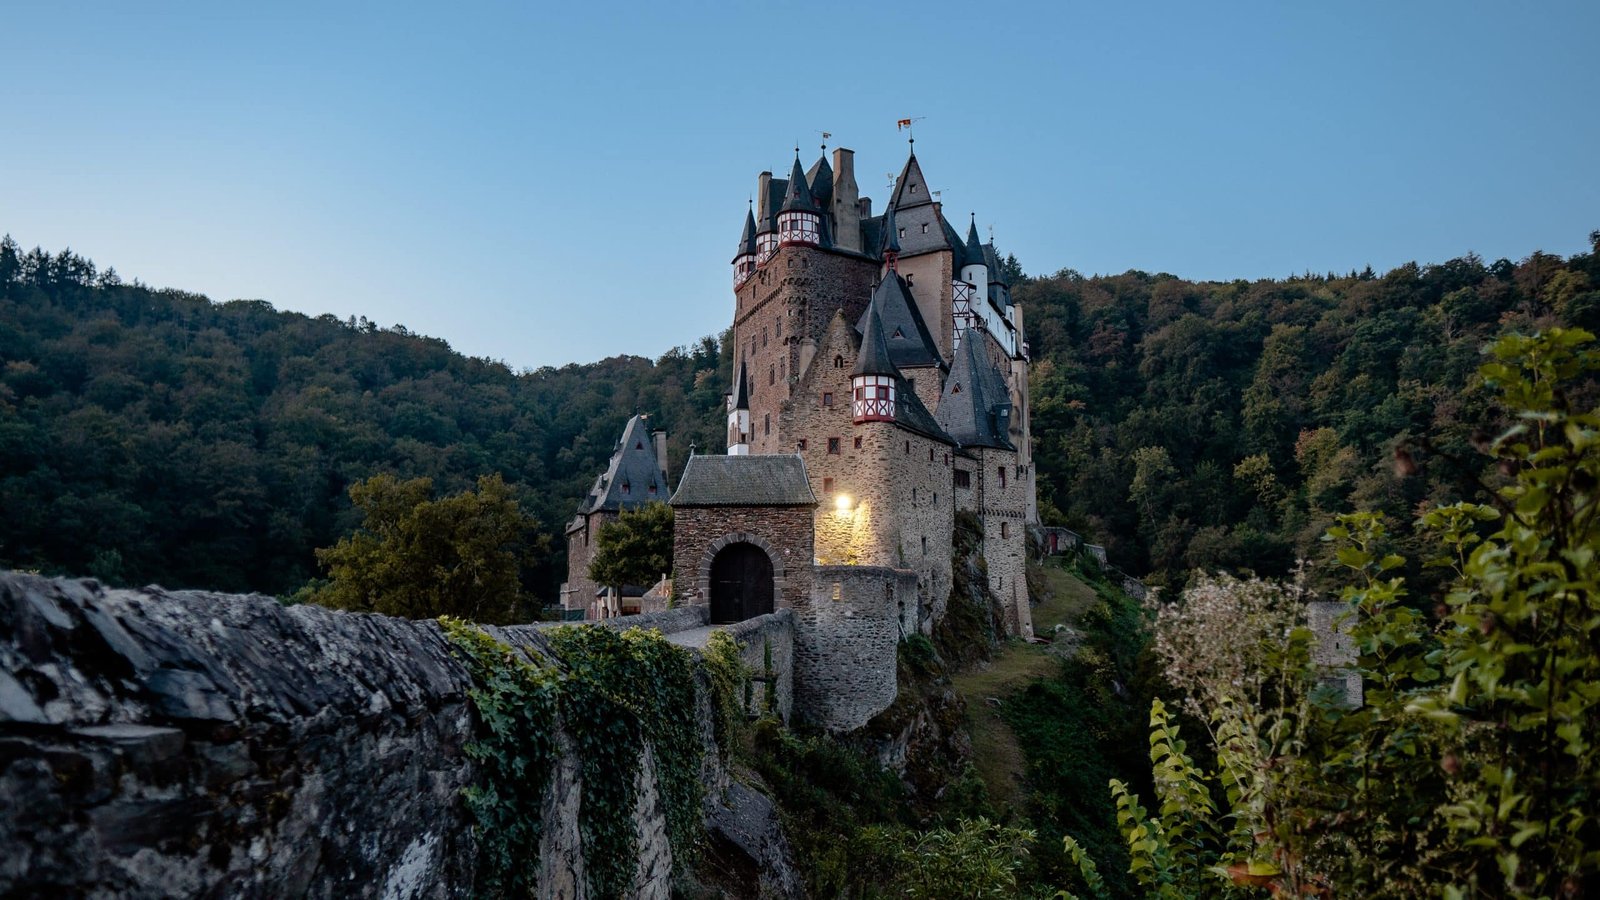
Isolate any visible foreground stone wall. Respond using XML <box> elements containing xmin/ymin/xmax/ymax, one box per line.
<box><xmin>0</xmin><ymin>573</ymin><xmax>797</xmax><ymax>899</ymax></box>
<box><xmin>722</xmin><ymin>612</ymin><xmax>795</xmax><ymax>724</ymax></box>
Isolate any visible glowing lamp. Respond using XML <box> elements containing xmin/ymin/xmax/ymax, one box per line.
<box><xmin>835</xmin><ymin>494</ymin><xmax>854</xmax><ymax>512</ymax></box>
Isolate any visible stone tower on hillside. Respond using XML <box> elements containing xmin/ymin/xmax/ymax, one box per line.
<box><xmin>714</xmin><ymin>142</ymin><xmax>1036</xmax><ymax>637</ymax></box>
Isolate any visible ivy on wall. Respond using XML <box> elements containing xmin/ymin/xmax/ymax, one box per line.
<box><xmin>443</xmin><ymin>621</ymin><xmax>733</xmax><ymax>899</ymax></box>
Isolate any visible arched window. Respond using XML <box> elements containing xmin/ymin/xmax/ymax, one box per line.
<box><xmin>834</xmin><ymin>355</ymin><xmax>844</xmax><ymax>368</ymax></box>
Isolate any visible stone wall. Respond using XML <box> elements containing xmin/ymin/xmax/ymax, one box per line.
<box><xmin>794</xmin><ymin>565</ymin><xmax>910</xmax><ymax>732</ymax></box>
<box><xmin>671</xmin><ymin>505</ymin><xmax>814</xmax><ymax>614</ymax></box>
<box><xmin>0</xmin><ymin>573</ymin><xmax>799</xmax><ymax>899</ymax></box>
<box><xmin>1307</xmin><ymin>600</ymin><xmax>1362</xmax><ymax>708</ymax></box>
<box><xmin>721</xmin><ymin>611</ymin><xmax>795</xmax><ymax>724</ymax></box>
<box><xmin>562</xmin><ymin>510</ymin><xmax>614</xmax><ymax>619</ymax></box>
<box><xmin>735</xmin><ymin>243</ymin><xmax>877</xmax><ymax>457</ymax></box>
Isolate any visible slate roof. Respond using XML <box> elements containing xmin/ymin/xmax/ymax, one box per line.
<box><xmin>579</xmin><ymin>414</ymin><xmax>669</xmax><ymax>513</ymax></box>
<box><xmin>731</xmin><ymin>358</ymin><xmax>749</xmax><ymax>410</ymax></box>
<box><xmin>669</xmin><ymin>454</ymin><xmax>817</xmax><ymax>507</ymax></box>
<box><xmin>891</xmin><ymin>202</ymin><xmax>950</xmax><ymax>258</ymax></box>
<box><xmin>890</xmin><ymin>153</ymin><xmax>933</xmax><ymax>210</ymax></box>
<box><xmin>807</xmin><ymin>154</ymin><xmax>833</xmax><ymax>211</ymax></box>
<box><xmin>936</xmin><ymin>330</ymin><xmax>1016</xmax><ymax>451</ymax></box>
<box><xmin>758</xmin><ymin>177</ymin><xmax>788</xmax><ymax>233</ymax></box>
<box><xmin>964</xmin><ymin>217</ymin><xmax>985</xmax><ymax>267</ymax></box>
<box><xmin>781</xmin><ymin>157</ymin><xmax>817</xmax><ymax>213</ymax></box>
<box><xmin>733</xmin><ymin>206</ymin><xmax>757</xmax><ymax>262</ymax></box>
<box><xmin>853</xmin><ymin>302</ymin><xmax>899</xmax><ymax>377</ymax></box>
<box><xmin>855</xmin><ymin>273</ymin><xmax>944</xmax><ymax>372</ymax></box>
<box><xmin>893</xmin><ymin>375</ymin><xmax>956</xmax><ymax>446</ymax></box>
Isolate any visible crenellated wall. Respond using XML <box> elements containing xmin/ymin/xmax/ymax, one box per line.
<box><xmin>0</xmin><ymin>573</ymin><xmax>799</xmax><ymax>899</ymax></box>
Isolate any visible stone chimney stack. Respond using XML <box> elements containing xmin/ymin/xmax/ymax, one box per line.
<box><xmin>755</xmin><ymin>171</ymin><xmax>773</xmax><ymax>227</ymax></box>
<box><xmin>831</xmin><ymin>148</ymin><xmax>860</xmax><ymax>252</ymax></box>
<box><xmin>859</xmin><ymin>197</ymin><xmax>872</xmax><ymax>220</ymax></box>
<box><xmin>652</xmin><ymin>430</ymin><xmax>669</xmax><ymax>485</ymax></box>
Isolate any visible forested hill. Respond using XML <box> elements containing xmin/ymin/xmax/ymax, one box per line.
<box><xmin>0</xmin><ymin>236</ymin><xmax>733</xmax><ymax>598</ymax></box>
<box><xmin>1019</xmin><ymin>231</ymin><xmax>1600</xmax><ymax>584</ymax></box>
<box><xmin>3</xmin><ymin>232</ymin><xmax>1597</xmax><ymax>599</ymax></box>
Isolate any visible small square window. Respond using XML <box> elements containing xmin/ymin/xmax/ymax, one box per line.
<box><xmin>920</xmin><ymin>223</ymin><xmax>928</xmax><ymax>234</ymax></box>
<box><xmin>797</xmin><ymin>438</ymin><xmax>807</xmax><ymax>451</ymax></box>
<box><xmin>822</xmin><ymin>391</ymin><xmax>833</xmax><ymax>407</ymax></box>
<box><xmin>898</xmin><ymin>227</ymin><xmax>906</xmax><ymax>238</ymax></box>
<box><xmin>853</xmin><ymin>436</ymin><xmax>863</xmax><ymax>450</ymax></box>
<box><xmin>955</xmin><ymin>469</ymin><xmax>970</xmax><ymax>489</ymax></box>
<box><xmin>828</xmin><ymin>437</ymin><xmax>841</xmax><ymax>455</ymax></box>
<box><xmin>823</xmin><ymin>476</ymin><xmax>834</xmax><ymax>493</ymax></box>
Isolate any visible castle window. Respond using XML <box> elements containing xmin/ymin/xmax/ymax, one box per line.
<box><xmin>898</xmin><ymin>227</ymin><xmax>906</xmax><ymax>239</ymax></box>
<box><xmin>912</xmin><ymin>487</ymin><xmax>917</xmax><ymax>502</ymax></box>
<box><xmin>921</xmin><ymin>223</ymin><xmax>928</xmax><ymax>234</ymax></box>
<box><xmin>834</xmin><ymin>355</ymin><xmax>844</xmax><ymax>368</ymax></box>
<box><xmin>621</xmin><ymin>482</ymin><xmax>630</xmax><ymax>495</ymax></box>
<box><xmin>998</xmin><ymin>466</ymin><xmax>1007</xmax><ymax>488</ymax></box>
<box><xmin>769</xmin><ymin>366</ymin><xmax>775</xmax><ymax>385</ymax></box>
<box><xmin>1001</xmin><ymin>521</ymin><xmax>1009</xmax><ymax>539</ymax></box>
<box><xmin>776</xmin><ymin>320</ymin><xmax>781</xmax><ymax>338</ymax></box>
<box><xmin>952</xmin><ymin>383</ymin><xmax>962</xmax><ymax>394</ymax></box>
<box><xmin>832</xmin><ymin>582</ymin><xmax>842</xmax><ymax>601</ymax></box>
<box><xmin>955</xmin><ymin>469</ymin><xmax>971</xmax><ymax>489</ymax></box>
<box><xmin>764</xmin><ymin>414</ymin><xmax>770</xmax><ymax>435</ymax></box>
<box><xmin>797</xmin><ymin>438</ymin><xmax>807</xmax><ymax>451</ymax></box>
<box><xmin>828</xmin><ymin>437</ymin><xmax>840</xmax><ymax>455</ymax></box>
<box><xmin>905</xmin><ymin>441</ymin><xmax>910</xmax><ymax>455</ymax></box>
<box><xmin>823</xmin><ymin>477</ymin><xmax>834</xmax><ymax>493</ymax></box>
<box><xmin>921</xmin><ymin>536</ymin><xmax>927</xmax><ymax>555</ymax></box>
<box><xmin>822</xmin><ymin>391</ymin><xmax>834</xmax><ymax>407</ymax></box>
<box><xmin>910</xmin><ymin>184</ymin><xmax>918</xmax><ymax>194</ymax></box>
<box><xmin>854</xmin><ymin>436</ymin><xmax>862</xmax><ymax>450</ymax></box>
<box><xmin>944</xmin><ymin>453</ymin><xmax>950</xmax><ymax>466</ymax></box>
<box><xmin>762</xmin><ymin>328</ymin><xmax>768</xmax><ymax>347</ymax></box>
<box><xmin>929</xmin><ymin>447</ymin><xmax>934</xmax><ymax>462</ymax></box>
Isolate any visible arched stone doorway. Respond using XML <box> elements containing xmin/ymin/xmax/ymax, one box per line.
<box><xmin>708</xmin><ymin>542</ymin><xmax>775</xmax><ymax>624</ymax></box>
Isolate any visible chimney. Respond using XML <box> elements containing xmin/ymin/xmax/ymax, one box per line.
<box><xmin>859</xmin><ymin>196</ymin><xmax>872</xmax><ymax>219</ymax></box>
<box><xmin>755</xmin><ymin>171</ymin><xmax>773</xmax><ymax>227</ymax></box>
<box><xmin>831</xmin><ymin>147</ymin><xmax>860</xmax><ymax>252</ymax></box>
<box><xmin>652</xmin><ymin>430</ymin><xmax>669</xmax><ymax>485</ymax></box>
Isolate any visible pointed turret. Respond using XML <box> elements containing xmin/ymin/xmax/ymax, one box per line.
<box><xmin>727</xmin><ymin>358</ymin><xmax>752</xmax><ymax>455</ymax></box>
<box><xmin>856</xmin><ymin>273</ymin><xmax>943</xmax><ymax>372</ymax></box>
<box><xmin>964</xmin><ymin>215</ymin><xmax>984</xmax><ymax>263</ymax></box>
<box><xmin>781</xmin><ymin>155</ymin><xmax>817</xmax><ymax>213</ymax></box>
<box><xmin>853</xmin><ymin>304</ymin><xmax>898</xmax><ymax>378</ymax></box>
<box><xmin>732</xmin><ymin>204</ymin><xmax>759</xmax><ymax>285</ymax></box>
<box><xmin>852</xmin><ymin>303</ymin><xmax>898</xmax><ymax>423</ymax></box>
<box><xmin>808</xmin><ymin>154</ymin><xmax>834</xmax><ymax>212</ymax></box>
<box><xmin>737</xmin><ymin>205</ymin><xmax>757</xmax><ymax>259</ymax></box>
<box><xmin>777</xmin><ymin>152</ymin><xmax>822</xmax><ymax>246</ymax></box>
<box><xmin>880</xmin><ymin>201</ymin><xmax>901</xmax><ymax>272</ymax></box>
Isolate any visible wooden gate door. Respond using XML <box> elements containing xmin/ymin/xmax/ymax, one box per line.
<box><xmin>709</xmin><ymin>543</ymin><xmax>774</xmax><ymax>624</ymax></box>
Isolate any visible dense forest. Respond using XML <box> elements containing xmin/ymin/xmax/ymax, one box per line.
<box><xmin>1020</xmin><ymin>231</ymin><xmax>1600</xmax><ymax>585</ymax></box>
<box><xmin>3</xmin><ymin>231</ymin><xmax>1597</xmax><ymax>600</ymax></box>
<box><xmin>0</xmin><ymin>235</ymin><xmax>732</xmax><ymax>601</ymax></box>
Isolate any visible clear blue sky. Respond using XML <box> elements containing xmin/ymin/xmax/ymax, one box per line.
<box><xmin>3</xmin><ymin>1</ymin><xmax>1596</xmax><ymax>369</ymax></box>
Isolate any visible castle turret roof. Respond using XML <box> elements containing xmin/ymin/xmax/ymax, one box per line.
<box><xmin>852</xmin><ymin>302</ymin><xmax>899</xmax><ymax>378</ymax></box>
<box><xmin>881</xmin><ymin>202</ymin><xmax>901</xmax><ymax>256</ymax></box>
<box><xmin>856</xmin><ymin>273</ymin><xmax>944</xmax><ymax>372</ymax></box>
<box><xmin>965</xmin><ymin>216</ymin><xmax>985</xmax><ymax>265</ymax></box>
<box><xmin>578</xmin><ymin>414</ymin><xmax>670</xmax><ymax>513</ymax></box>
<box><xmin>807</xmin><ymin>154</ymin><xmax>833</xmax><ymax>211</ymax></box>
<box><xmin>731</xmin><ymin>357</ymin><xmax>750</xmax><ymax>410</ymax></box>
<box><xmin>734</xmin><ymin>206</ymin><xmax>757</xmax><ymax>261</ymax></box>
<box><xmin>780</xmin><ymin>156</ymin><xmax>818</xmax><ymax>213</ymax></box>
<box><xmin>936</xmin><ymin>330</ymin><xmax>1016</xmax><ymax>451</ymax></box>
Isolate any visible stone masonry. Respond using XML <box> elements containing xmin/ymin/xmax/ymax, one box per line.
<box><xmin>0</xmin><ymin>572</ymin><xmax>801</xmax><ymax>899</ymax></box>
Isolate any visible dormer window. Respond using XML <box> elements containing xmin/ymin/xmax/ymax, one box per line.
<box><xmin>910</xmin><ymin>184</ymin><xmax>918</xmax><ymax>194</ymax></box>
<box><xmin>921</xmin><ymin>223</ymin><xmax>928</xmax><ymax>233</ymax></box>
<box><xmin>898</xmin><ymin>227</ymin><xmax>906</xmax><ymax>239</ymax></box>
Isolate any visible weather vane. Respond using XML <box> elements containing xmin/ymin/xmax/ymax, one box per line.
<box><xmin>896</xmin><ymin>116</ymin><xmax>926</xmax><ymax>145</ymax></box>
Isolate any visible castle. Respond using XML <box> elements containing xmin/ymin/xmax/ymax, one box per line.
<box><xmin>563</xmin><ymin>142</ymin><xmax>1036</xmax><ymax>725</ymax></box>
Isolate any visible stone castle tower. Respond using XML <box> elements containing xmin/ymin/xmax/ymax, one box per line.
<box><xmin>560</xmin><ymin>142</ymin><xmax>1038</xmax><ymax>728</ymax></box>
<box><xmin>721</xmin><ymin>143</ymin><xmax>1036</xmax><ymax>636</ymax></box>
